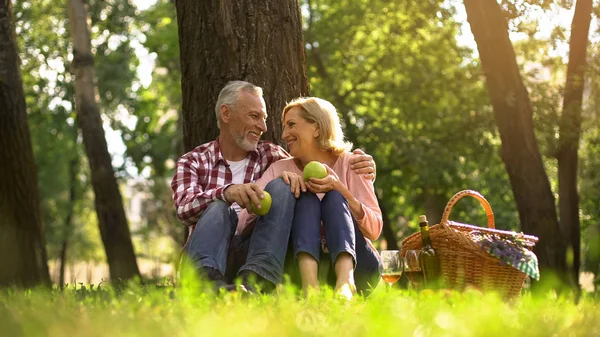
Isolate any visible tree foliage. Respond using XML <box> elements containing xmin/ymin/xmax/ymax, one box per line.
<box><xmin>304</xmin><ymin>0</ymin><xmax>518</xmax><ymax>241</ymax></box>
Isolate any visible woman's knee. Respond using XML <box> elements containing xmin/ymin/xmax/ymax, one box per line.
<box><xmin>321</xmin><ymin>191</ymin><xmax>350</xmax><ymax>214</ymax></box>
<box><xmin>321</xmin><ymin>191</ymin><xmax>353</xmax><ymax>232</ymax></box>
<box><xmin>265</xmin><ymin>177</ymin><xmax>293</xmax><ymax>199</ymax></box>
<box><xmin>295</xmin><ymin>191</ymin><xmax>321</xmax><ymax>209</ymax></box>
<box><xmin>292</xmin><ymin>193</ymin><xmax>322</xmax><ymax>229</ymax></box>
<box><xmin>322</xmin><ymin>190</ymin><xmax>344</xmax><ymax>204</ymax></box>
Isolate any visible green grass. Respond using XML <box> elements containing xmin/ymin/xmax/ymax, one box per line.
<box><xmin>1</xmin><ymin>279</ymin><xmax>599</xmax><ymax>337</ymax></box>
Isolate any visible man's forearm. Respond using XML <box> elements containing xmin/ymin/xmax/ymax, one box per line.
<box><xmin>174</xmin><ymin>185</ymin><xmax>229</xmax><ymax>225</ymax></box>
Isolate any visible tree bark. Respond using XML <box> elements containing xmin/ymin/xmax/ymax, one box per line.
<box><xmin>0</xmin><ymin>0</ymin><xmax>51</xmax><ymax>288</ymax></box>
<box><xmin>463</xmin><ymin>0</ymin><xmax>566</xmax><ymax>278</ymax></box>
<box><xmin>423</xmin><ymin>186</ymin><xmax>445</xmax><ymax>226</ymax></box>
<box><xmin>59</xmin><ymin>153</ymin><xmax>78</xmax><ymax>289</ymax></box>
<box><xmin>378</xmin><ymin>199</ymin><xmax>399</xmax><ymax>250</ymax></box>
<box><xmin>175</xmin><ymin>0</ymin><xmax>309</xmax><ymax>150</ymax></box>
<box><xmin>557</xmin><ymin>0</ymin><xmax>593</xmax><ymax>289</ymax></box>
<box><xmin>67</xmin><ymin>0</ymin><xmax>140</xmax><ymax>282</ymax></box>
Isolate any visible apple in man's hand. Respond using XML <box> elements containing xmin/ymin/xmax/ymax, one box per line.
<box><xmin>250</xmin><ymin>191</ymin><xmax>272</xmax><ymax>215</ymax></box>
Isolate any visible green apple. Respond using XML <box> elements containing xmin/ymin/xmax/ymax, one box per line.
<box><xmin>303</xmin><ymin>161</ymin><xmax>328</xmax><ymax>182</ymax></box>
<box><xmin>250</xmin><ymin>191</ymin><xmax>272</xmax><ymax>216</ymax></box>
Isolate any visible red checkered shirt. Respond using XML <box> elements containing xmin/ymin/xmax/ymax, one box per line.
<box><xmin>171</xmin><ymin>138</ymin><xmax>290</xmax><ymax>227</ymax></box>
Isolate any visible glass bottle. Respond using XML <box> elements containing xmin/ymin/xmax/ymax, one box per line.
<box><xmin>418</xmin><ymin>215</ymin><xmax>441</xmax><ymax>287</ymax></box>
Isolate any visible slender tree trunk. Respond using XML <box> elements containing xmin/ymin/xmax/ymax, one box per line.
<box><xmin>378</xmin><ymin>199</ymin><xmax>398</xmax><ymax>250</ymax></box>
<box><xmin>59</xmin><ymin>152</ymin><xmax>78</xmax><ymax>289</ymax></box>
<box><xmin>557</xmin><ymin>0</ymin><xmax>593</xmax><ymax>289</ymax></box>
<box><xmin>585</xmin><ymin>223</ymin><xmax>600</xmax><ymax>289</ymax></box>
<box><xmin>67</xmin><ymin>0</ymin><xmax>140</xmax><ymax>282</ymax></box>
<box><xmin>0</xmin><ymin>0</ymin><xmax>51</xmax><ymax>287</ymax></box>
<box><xmin>175</xmin><ymin>0</ymin><xmax>309</xmax><ymax>150</ymax></box>
<box><xmin>463</xmin><ymin>0</ymin><xmax>566</xmax><ymax>279</ymax></box>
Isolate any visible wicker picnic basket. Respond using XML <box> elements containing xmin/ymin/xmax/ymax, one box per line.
<box><xmin>400</xmin><ymin>190</ymin><xmax>539</xmax><ymax>298</ymax></box>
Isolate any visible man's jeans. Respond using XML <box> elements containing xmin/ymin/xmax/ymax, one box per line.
<box><xmin>184</xmin><ymin>178</ymin><xmax>296</xmax><ymax>285</ymax></box>
<box><xmin>292</xmin><ymin>190</ymin><xmax>381</xmax><ymax>293</ymax></box>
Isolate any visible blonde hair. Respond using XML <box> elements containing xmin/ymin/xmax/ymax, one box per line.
<box><xmin>282</xmin><ymin>97</ymin><xmax>352</xmax><ymax>155</ymax></box>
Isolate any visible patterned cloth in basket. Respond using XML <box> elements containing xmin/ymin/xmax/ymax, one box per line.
<box><xmin>469</xmin><ymin>231</ymin><xmax>540</xmax><ymax>280</ymax></box>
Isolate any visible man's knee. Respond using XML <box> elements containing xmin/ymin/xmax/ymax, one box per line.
<box><xmin>204</xmin><ymin>200</ymin><xmax>231</xmax><ymax>213</ymax></box>
<box><xmin>197</xmin><ymin>200</ymin><xmax>236</xmax><ymax>232</ymax></box>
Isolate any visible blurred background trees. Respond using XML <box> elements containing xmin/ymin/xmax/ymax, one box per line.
<box><xmin>2</xmin><ymin>0</ymin><xmax>599</xmax><ymax>291</ymax></box>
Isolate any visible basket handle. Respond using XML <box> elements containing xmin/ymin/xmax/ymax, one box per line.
<box><xmin>440</xmin><ymin>190</ymin><xmax>495</xmax><ymax>229</ymax></box>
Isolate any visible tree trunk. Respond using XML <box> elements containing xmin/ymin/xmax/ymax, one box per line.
<box><xmin>175</xmin><ymin>0</ymin><xmax>309</xmax><ymax>150</ymax></box>
<box><xmin>463</xmin><ymin>0</ymin><xmax>566</xmax><ymax>278</ymax></box>
<box><xmin>378</xmin><ymin>199</ymin><xmax>398</xmax><ymax>250</ymax></box>
<box><xmin>67</xmin><ymin>0</ymin><xmax>140</xmax><ymax>282</ymax></box>
<box><xmin>59</xmin><ymin>153</ymin><xmax>78</xmax><ymax>289</ymax></box>
<box><xmin>423</xmin><ymin>185</ymin><xmax>445</xmax><ymax>226</ymax></box>
<box><xmin>557</xmin><ymin>0</ymin><xmax>593</xmax><ymax>289</ymax></box>
<box><xmin>176</xmin><ymin>108</ymin><xmax>190</xmax><ymax>245</ymax></box>
<box><xmin>0</xmin><ymin>0</ymin><xmax>51</xmax><ymax>288</ymax></box>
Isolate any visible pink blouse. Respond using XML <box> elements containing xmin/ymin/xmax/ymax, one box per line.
<box><xmin>236</xmin><ymin>152</ymin><xmax>383</xmax><ymax>243</ymax></box>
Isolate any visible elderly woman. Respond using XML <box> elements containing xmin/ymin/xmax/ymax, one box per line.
<box><xmin>238</xmin><ymin>97</ymin><xmax>382</xmax><ymax>297</ymax></box>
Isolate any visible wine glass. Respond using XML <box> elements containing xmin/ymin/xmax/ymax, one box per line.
<box><xmin>379</xmin><ymin>250</ymin><xmax>403</xmax><ymax>287</ymax></box>
<box><xmin>403</xmin><ymin>250</ymin><xmax>424</xmax><ymax>288</ymax></box>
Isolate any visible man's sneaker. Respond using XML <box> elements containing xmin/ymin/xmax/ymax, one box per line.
<box><xmin>202</xmin><ymin>267</ymin><xmax>238</xmax><ymax>293</ymax></box>
<box><xmin>239</xmin><ymin>271</ymin><xmax>274</xmax><ymax>294</ymax></box>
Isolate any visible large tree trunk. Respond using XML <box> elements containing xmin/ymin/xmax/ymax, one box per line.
<box><xmin>175</xmin><ymin>0</ymin><xmax>309</xmax><ymax>150</ymax></box>
<box><xmin>463</xmin><ymin>0</ymin><xmax>566</xmax><ymax>278</ymax></box>
<box><xmin>67</xmin><ymin>0</ymin><xmax>140</xmax><ymax>282</ymax></box>
<box><xmin>557</xmin><ymin>0</ymin><xmax>593</xmax><ymax>289</ymax></box>
<box><xmin>0</xmin><ymin>0</ymin><xmax>51</xmax><ymax>287</ymax></box>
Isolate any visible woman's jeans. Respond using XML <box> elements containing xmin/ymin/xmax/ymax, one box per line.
<box><xmin>184</xmin><ymin>178</ymin><xmax>296</xmax><ymax>285</ymax></box>
<box><xmin>291</xmin><ymin>190</ymin><xmax>381</xmax><ymax>294</ymax></box>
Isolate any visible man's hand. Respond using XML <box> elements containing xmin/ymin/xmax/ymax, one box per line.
<box><xmin>281</xmin><ymin>171</ymin><xmax>306</xmax><ymax>198</ymax></box>
<box><xmin>349</xmin><ymin>148</ymin><xmax>376</xmax><ymax>180</ymax></box>
<box><xmin>223</xmin><ymin>183</ymin><xmax>265</xmax><ymax>211</ymax></box>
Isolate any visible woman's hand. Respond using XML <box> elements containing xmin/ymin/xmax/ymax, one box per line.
<box><xmin>281</xmin><ymin>171</ymin><xmax>306</xmax><ymax>198</ymax></box>
<box><xmin>306</xmin><ymin>165</ymin><xmax>342</xmax><ymax>194</ymax></box>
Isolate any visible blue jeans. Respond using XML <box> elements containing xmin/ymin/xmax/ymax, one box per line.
<box><xmin>292</xmin><ymin>191</ymin><xmax>381</xmax><ymax>293</ymax></box>
<box><xmin>184</xmin><ymin>178</ymin><xmax>296</xmax><ymax>285</ymax></box>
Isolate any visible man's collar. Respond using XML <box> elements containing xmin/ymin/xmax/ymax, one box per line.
<box><xmin>213</xmin><ymin>138</ymin><xmax>226</xmax><ymax>168</ymax></box>
<box><xmin>213</xmin><ymin>137</ymin><xmax>259</xmax><ymax>168</ymax></box>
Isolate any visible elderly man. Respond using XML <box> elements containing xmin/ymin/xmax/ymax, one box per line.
<box><xmin>171</xmin><ymin>81</ymin><xmax>375</xmax><ymax>293</ymax></box>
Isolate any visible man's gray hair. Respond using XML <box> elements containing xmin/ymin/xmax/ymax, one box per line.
<box><xmin>215</xmin><ymin>81</ymin><xmax>264</xmax><ymax>129</ymax></box>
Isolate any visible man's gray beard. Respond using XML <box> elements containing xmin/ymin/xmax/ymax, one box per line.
<box><xmin>235</xmin><ymin>135</ymin><xmax>258</xmax><ymax>152</ymax></box>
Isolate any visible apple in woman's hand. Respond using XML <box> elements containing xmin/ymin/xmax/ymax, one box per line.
<box><xmin>303</xmin><ymin>161</ymin><xmax>327</xmax><ymax>182</ymax></box>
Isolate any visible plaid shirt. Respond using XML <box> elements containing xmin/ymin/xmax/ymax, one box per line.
<box><xmin>171</xmin><ymin>138</ymin><xmax>290</xmax><ymax>227</ymax></box>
